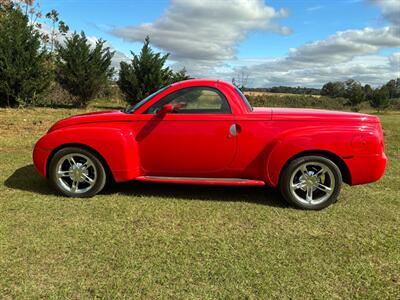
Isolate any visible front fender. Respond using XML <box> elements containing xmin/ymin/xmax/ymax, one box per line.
<box><xmin>265</xmin><ymin>126</ymin><xmax>356</xmax><ymax>187</ymax></box>
<box><xmin>33</xmin><ymin>126</ymin><xmax>139</xmax><ymax>182</ymax></box>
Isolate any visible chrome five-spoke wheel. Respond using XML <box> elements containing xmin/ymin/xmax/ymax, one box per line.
<box><xmin>289</xmin><ymin>162</ymin><xmax>335</xmax><ymax>206</ymax></box>
<box><xmin>49</xmin><ymin>147</ymin><xmax>107</xmax><ymax>197</ymax></box>
<box><xmin>280</xmin><ymin>155</ymin><xmax>342</xmax><ymax>210</ymax></box>
<box><xmin>56</xmin><ymin>153</ymin><xmax>97</xmax><ymax>194</ymax></box>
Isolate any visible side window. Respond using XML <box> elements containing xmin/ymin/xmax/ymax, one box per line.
<box><xmin>145</xmin><ymin>87</ymin><xmax>231</xmax><ymax>114</ymax></box>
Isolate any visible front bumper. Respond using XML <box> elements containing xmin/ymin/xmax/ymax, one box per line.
<box><xmin>32</xmin><ymin>138</ymin><xmax>51</xmax><ymax>178</ymax></box>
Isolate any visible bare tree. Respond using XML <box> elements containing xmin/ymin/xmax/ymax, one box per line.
<box><xmin>232</xmin><ymin>70</ymin><xmax>249</xmax><ymax>90</ymax></box>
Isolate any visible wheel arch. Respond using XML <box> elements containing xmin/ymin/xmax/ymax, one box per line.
<box><xmin>278</xmin><ymin>150</ymin><xmax>351</xmax><ymax>186</ymax></box>
<box><xmin>37</xmin><ymin>125</ymin><xmax>140</xmax><ymax>182</ymax></box>
<box><xmin>46</xmin><ymin>143</ymin><xmax>114</xmax><ymax>182</ymax></box>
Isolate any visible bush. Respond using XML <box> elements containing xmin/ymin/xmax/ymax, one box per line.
<box><xmin>389</xmin><ymin>99</ymin><xmax>400</xmax><ymax>110</ymax></box>
<box><xmin>95</xmin><ymin>82</ymin><xmax>123</xmax><ymax>100</ymax></box>
<box><xmin>36</xmin><ymin>81</ymin><xmax>78</xmax><ymax>107</ymax></box>
<box><xmin>0</xmin><ymin>5</ymin><xmax>51</xmax><ymax>107</ymax></box>
<box><xmin>55</xmin><ymin>32</ymin><xmax>114</xmax><ymax>107</ymax></box>
<box><xmin>370</xmin><ymin>86</ymin><xmax>390</xmax><ymax>112</ymax></box>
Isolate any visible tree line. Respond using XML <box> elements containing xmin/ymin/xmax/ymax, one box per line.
<box><xmin>244</xmin><ymin>78</ymin><xmax>399</xmax><ymax>111</ymax></box>
<box><xmin>245</xmin><ymin>86</ymin><xmax>321</xmax><ymax>95</ymax></box>
<box><xmin>321</xmin><ymin>79</ymin><xmax>399</xmax><ymax>111</ymax></box>
<box><xmin>0</xmin><ymin>1</ymin><xmax>189</xmax><ymax>108</ymax></box>
<box><xmin>1</xmin><ymin>1</ymin><xmax>398</xmax><ymax>111</ymax></box>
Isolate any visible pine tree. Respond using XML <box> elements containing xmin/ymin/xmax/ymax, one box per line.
<box><xmin>364</xmin><ymin>84</ymin><xmax>374</xmax><ymax>101</ymax></box>
<box><xmin>0</xmin><ymin>5</ymin><xmax>50</xmax><ymax>107</ymax></box>
<box><xmin>170</xmin><ymin>67</ymin><xmax>191</xmax><ymax>83</ymax></box>
<box><xmin>55</xmin><ymin>31</ymin><xmax>114</xmax><ymax>107</ymax></box>
<box><xmin>118</xmin><ymin>36</ymin><xmax>174</xmax><ymax>105</ymax></box>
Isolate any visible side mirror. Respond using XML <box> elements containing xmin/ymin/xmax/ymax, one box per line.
<box><xmin>158</xmin><ymin>103</ymin><xmax>174</xmax><ymax>115</ymax></box>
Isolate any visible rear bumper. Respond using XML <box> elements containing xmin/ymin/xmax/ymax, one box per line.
<box><xmin>345</xmin><ymin>152</ymin><xmax>387</xmax><ymax>185</ymax></box>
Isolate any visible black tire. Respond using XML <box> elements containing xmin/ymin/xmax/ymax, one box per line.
<box><xmin>48</xmin><ymin>146</ymin><xmax>107</xmax><ymax>198</ymax></box>
<box><xmin>279</xmin><ymin>155</ymin><xmax>342</xmax><ymax>210</ymax></box>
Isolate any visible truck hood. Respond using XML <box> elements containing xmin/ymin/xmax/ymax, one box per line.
<box><xmin>270</xmin><ymin>107</ymin><xmax>379</xmax><ymax>123</ymax></box>
<box><xmin>48</xmin><ymin>110</ymin><xmax>132</xmax><ymax>132</ymax></box>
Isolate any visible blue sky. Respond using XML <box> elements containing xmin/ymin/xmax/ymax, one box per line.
<box><xmin>39</xmin><ymin>0</ymin><xmax>399</xmax><ymax>87</ymax></box>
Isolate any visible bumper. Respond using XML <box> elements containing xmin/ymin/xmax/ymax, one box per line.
<box><xmin>345</xmin><ymin>152</ymin><xmax>387</xmax><ymax>185</ymax></box>
<box><xmin>32</xmin><ymin>139</ymin><xmax>51</xmax><ymax>178</ymax></box>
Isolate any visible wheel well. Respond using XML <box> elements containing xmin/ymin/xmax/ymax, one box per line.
<box><xmin>279</xmin><ymin>150</ymin><xmax>351</xmax><ymax>185</ymax></box>
<box><xmin>46</xmin><ymin>143</ymin><xmax>114</xmax><ymax>182</ymax></box>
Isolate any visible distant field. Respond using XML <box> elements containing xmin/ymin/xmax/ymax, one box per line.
<box><xmin>246</xmin><ymin>92</ymin><xmax>399</xmax><ymax>112</ymax></box>
<box><xmin>0</xmin><ymin>100</ymin><xmax>399</xmax><ymax>299</ymax></box>
<box><xmin>245</xmin><ymin>91</ymin><xmax>321</xmax><ymax>98</ymax></box>
<box><xmin>247</xmin><ymin>93</ymin><xmax>346</xmax><ymax>110</ymax></box>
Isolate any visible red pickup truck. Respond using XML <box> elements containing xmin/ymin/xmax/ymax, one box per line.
<box><xmin>33</xmin><ymin>79</ymin><xmax>387</xmax><ymax>210</ymax></box>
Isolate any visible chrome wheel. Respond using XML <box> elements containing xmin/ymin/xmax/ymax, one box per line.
<box><xmin>289</xmin><ymin>161</ymin><xmax>335</xmax><ymax>206</ymax></box>
<box><xmin>55</xmin><ymin>153</ymin><xmax>97</xmax><ymax>194</ymax></box>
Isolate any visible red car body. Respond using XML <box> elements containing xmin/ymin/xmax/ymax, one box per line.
<box><xmin>33</xmin><ymin>79</ymin><xmax>387</xmax><ymax>190</ymax></box>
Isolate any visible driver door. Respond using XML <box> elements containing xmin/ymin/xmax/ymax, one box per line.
<box><xmin>135</xmin><ymin>86</ymin><xmax>237</xmax><ymax>177</ymax></box>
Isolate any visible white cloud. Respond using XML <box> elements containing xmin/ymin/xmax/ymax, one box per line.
<box><xmin>306</xmin><ymin>5</ymin><xmax>324</xmax><ymax>12</ymax></box>
<box><xmin>111</xmin><ymin>0</ymin><xmax>290</xmax><ymax>65</ymax></box>
<box><xmin>389</xmin><ymin>52</ymin><xmax>400</xmax><ymax>73</ymax></box>
<box><xmin>109</xmin><ymin>0</ymin><xmax>399</xmax><ymax>87</ymax></box>
<box><xmin>287</xmin><ymin>27</ymin><xmax>399</xmax><ymax>64</ymax></box>
<box><xmin>239</xmin><ymin>55</ymin><xmax>398</xmax><ymax>87</ymax></box>
<box><xmin>230</xmin><ymin>0</ymin><xmax>400</xmax><ymax>87</ymax></box>
<box><xmin>370</xmin><ymin>0</ymin><xmax>400</xmax><ymax>27</ymax></box>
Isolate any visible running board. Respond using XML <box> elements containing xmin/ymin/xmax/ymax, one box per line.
<box><xmin>136</xmin><ymin>176</ymin><xmax>265</xmax><ymax>186</ymax></box>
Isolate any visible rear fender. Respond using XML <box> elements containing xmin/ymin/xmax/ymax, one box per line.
<box><xmin>265</xmin><ymin>126</ymin><xmax>355</xmax><ymax>187</ymax></box>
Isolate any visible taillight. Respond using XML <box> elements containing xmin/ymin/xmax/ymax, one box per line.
<box><xmin>377</xmin><ymin>122</ymin><xmax>385</xmax><ymax>152</ymax></box>
<box><xmin>351</xmin><ymin>125</ymin><xmax>383</xmax><ymax>155</ymax></box>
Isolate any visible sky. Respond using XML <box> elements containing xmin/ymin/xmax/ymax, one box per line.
<box><xmin>38</xmin><ymin>0</ymin><xmax>400</xmax><ymax>88</ymax></box>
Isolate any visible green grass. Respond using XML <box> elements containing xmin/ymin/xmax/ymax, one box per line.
<box><xmin>0</xmin><ymin>101</ymin><xmax>399</xmax><ymax>299</ymax></box>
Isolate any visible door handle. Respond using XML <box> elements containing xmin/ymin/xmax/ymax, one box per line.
<box><xmin>229</xmin><ymin>124</ymin><xmax>238</xmax><ymax>138</ymax></box>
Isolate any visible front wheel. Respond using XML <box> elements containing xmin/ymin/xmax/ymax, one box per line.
<box><xmin>279</xmin><ymin>155</ymin><xmax>342</xmax><ymax>210</ymax></box>
<box><xmin>48</xmin><ymin>147</ymin><xmax>107</xmax><ymax>197</ymax></box>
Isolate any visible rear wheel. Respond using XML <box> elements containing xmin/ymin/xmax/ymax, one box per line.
<box><xmin>49</xmin><ymin>147</ymin><xmax>107</xmax><ymax>197</ymax></box>
<box><xmin>279</xmin><ymin>155</ymin><xmax>342</xmax><ymax>210</ymax></box>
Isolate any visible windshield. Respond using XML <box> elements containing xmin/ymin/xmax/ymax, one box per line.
<box><xmin>123</xmin><ymin>85</ymin><xmax>171</xmax><ymax>113</ymax></box>
<box><xmin>235</xmin><ymin>87</ymin><xmax>253</xmax><ymax>111</ymax></box>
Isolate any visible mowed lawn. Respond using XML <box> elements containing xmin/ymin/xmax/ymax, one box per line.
<box><xmin>0</xmin><ymin>102</ymin><xmax>399</xmax><ymax>299</ymax></box>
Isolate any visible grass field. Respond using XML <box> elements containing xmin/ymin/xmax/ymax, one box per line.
<box><xmin>0</xmin><ymin>100</ymin><xmax>399</xmax><ymax>299</ymax></box>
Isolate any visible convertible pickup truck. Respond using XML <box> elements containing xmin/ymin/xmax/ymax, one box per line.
<box><xmin>33</xmin><ymin>79</ymin><xmax>387</xmax><ymax>210</ymax></box>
